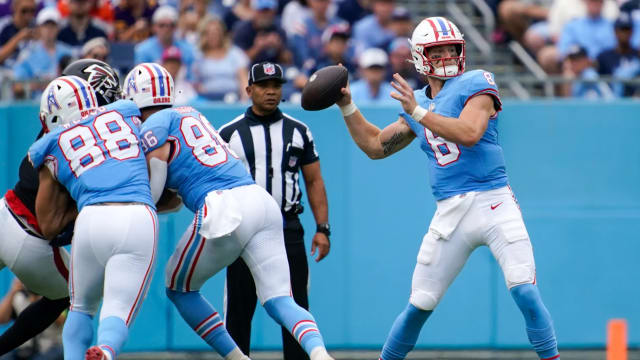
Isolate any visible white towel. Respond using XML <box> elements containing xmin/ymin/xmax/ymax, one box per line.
<box><xmin>198</xmin><ymin>190</ymin><xmax>243</xmax><ymax>239</ymax></box>
<box><xmin>429</xmin><ymin>192</ymin><xmax>476</xmax><ymax>240</ymax></box>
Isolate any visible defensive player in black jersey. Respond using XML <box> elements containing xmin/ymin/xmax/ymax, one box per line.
<box><xmin>0</xmin><ymin>59</ymin><xmax>123</xmax><ymax>354</ymax></box>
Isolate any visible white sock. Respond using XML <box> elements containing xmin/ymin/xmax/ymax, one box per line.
<box><xmin>310</xmin><ymin>347</ymin><xmax>333</xmax><ymax>360</ymax></box>
<box><xmin>224</xmin><ymin>347</ymin><xmax>250</xmax><ymax>360</ymax></box>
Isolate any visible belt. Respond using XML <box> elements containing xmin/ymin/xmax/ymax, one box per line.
<box><xmin>91</xmin><ymin>202</ymin><xmax>149</xmax><ymax>206</ymax></box>
<box><xmin>4</xmin><ymin>199</ymin><xmax>45</xmax><ymax>240</ymax></box>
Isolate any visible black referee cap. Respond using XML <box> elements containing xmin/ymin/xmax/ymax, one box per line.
<box><xmin>248</xmin><ymin>62</ymin><xmax>286</xmax><ymax>85</ymax></box>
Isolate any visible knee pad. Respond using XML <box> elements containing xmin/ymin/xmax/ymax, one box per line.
<box><xmin>505</xmin><ymin>263</ymin><xmax>535</xmax><ymax>288</ymax></box>
<box><xmin>409</xmin><ymin>289</ymin><xmax>440</xmax><ymax>311</ymax></box>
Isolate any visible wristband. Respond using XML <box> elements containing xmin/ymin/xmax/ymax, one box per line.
<box><xmin>411</xmin><ymin>105</ymin><xmax>428</xmax><ymax>122</ymax></box>
<box><xmin>339</xmin><ymin>102</ymin><xmax>358</xmax><ymax>117</ymax></box>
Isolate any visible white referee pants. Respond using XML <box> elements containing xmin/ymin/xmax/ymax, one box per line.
<box><xmin>166</xmin><ymin>184</ymin><xmax>291</xmax><ymax>304</ymax></box>
<box><xmin>410</xmin><ymin>186</ymin><xmax>537</xmax><ymax>310</ymax></box>
<box><xmin>0</xmin><ymin>198</ymin><xmax>69</xmax><ymax>299</ymax></box>
<box><xmin>70</xmin><ymin>204</ymin><xmax>157</xmax><ymax>325</ymax></box>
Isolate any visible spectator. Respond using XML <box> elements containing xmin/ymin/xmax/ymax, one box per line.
<box><xmin>0</xmin><ymin>0</ymin><xmax>37</xmax><ymax>68</ymax></box>
<box><xmin>80</xmin><ymin>36</ymin><xmax>109</xmax><ymax>61</ymax></box>
<box><xmin>113</xmin><ymin>0</ymin><xmax>157</xmax><ymax>42</ymax></box>
<box><xmin>352</xmin><ymin>0</ymin><xmax>395</xmax><ymax>53</ymax></box>
<box><xmin>336</xmin><ymin>0</ymin><xmax>368</xmax><ymax>25</ymax></box>
<box><xmin>232</xmin><ymin>0</ymin><xmax>293</xmax><ymax>64</ymax></box>
<box><xmin>281</xmin><ymin>0</ymin><xmax>310</xmax><ymax>37</ymax></box>
<box><xmin>619</xmin><ymin>0</ymin><xmax>640</xmax><ymax>48</ymax></box>
<box><xmin>536</xmin><ymin>0</ymin><xmax>618</xmax><ymax>74</ymax></box>
<box><xmin>222</xmin><ymin>0</ymin><xmax>254</xmax><ymax>33</ymax></box>
<box><xmin>291</xmin><ymin>0</ymin><xmax>346</xmax><ymax>67</ymax></box>
<box><xmin>387</xmin><ymin>37</ymin><xmax>423</xmax><ymax>89</ymax></box>
<box><xmin>161</xmin><ymin>46</ymin><xmax>197</xmax><ymax>105</ymax></box>
<box><xmin>57</xmin><ymin>0</ymin><xmax>114</xmax><ymax>30</ymax></box>
<box><xmin>564</xmin><ymin>44</ymin><xmax>606</xmax><ymax>98</ymax></box>
<box><xmin>134</xmin><ymin>6</ymin><xmax>196</xmax><ymax>79</ymax></box>
<box><xmin>57</xmin><ymin>0</ymin><xmax>108</xmax><ymax>55</ymax></box>
<box><xmin>13</xmin><ymin>7</ymin><xmax>71</xmax><ymax>83</ymax></box>
<box><xmin>349</xmin><ymin>47</ymin><xmax>394</xmax><ymax>103</ymax></box>
<box><xmin>497</xmin><ymin>0</ymin><xmax>550</xmax><ymax>42</ymax></box>
<box><xmin>597</xmin><ymin>14</ymin><xmax>640</xmax><ymax>96</ymax></box>
<box><xmin>304</xmin><ymin>22</ymin><xmax>355</xmax><ymax>75</ymax></box>
<box><xmin>388</xmin><ymin>6</ymin><xmax>413</xmax><ymax>38</ymax></box>
<box><xmin>193</xmin><ymin>16</ymin><xmax>249</xmax><ymax>101</ymax></box>
<box><xmin>177</xmin><ymin>0</ymin><xmax>210</xmax><ymax>46</ymax></box>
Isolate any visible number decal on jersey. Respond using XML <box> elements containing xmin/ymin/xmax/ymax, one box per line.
<box><xmin>94</xmin><ymin>111</ymin><xmax>140</xmax><ymax>160</ymax></box>
<box><xmin>424</xmin><ymin>128</ymin><xmax>460</xmax><ymax>166</ymax></box>
<box><xmin>199</xmin><ymin>114</ymin><xmax>239</xmax><ymax>159</ymax></box>
<box><xmin>180</xmin><ymin>115</ymin><xmax>230</xmax><ymax>167</ymax></box>
<box><xmin>483</xmin><ymin>71</ymin><xmax>495</xmax><ymax>86</ymax></box>
<box><xmin>59</xmin><ymin>112</ymin><xmax>140</xmax><ymax>177</ymax></box>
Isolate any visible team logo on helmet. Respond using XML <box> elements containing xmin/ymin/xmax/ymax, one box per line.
<box><xmin>46</xmin><ymin>85</ymin><xmax>61</xmax><ymax>113</ymax></box>
<box><xmin>83</xmin><ymin>64</ymin><xmax>119</xmax><ymax>100</ymax></box>
<box><xmin>263</xmin><ymin>63</ymin><xmax>276</xmax><ymax>75</ymax></box>
<box><xmin>126</xmin><ymin>71</ymin><xmax>138</xmax><ymax>94</ymax></box>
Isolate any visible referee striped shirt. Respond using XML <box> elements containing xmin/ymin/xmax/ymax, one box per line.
<box><xmin>218</xmin><ymin>107</ymin><xmax>319</xmax><ymax>214</ymax></box>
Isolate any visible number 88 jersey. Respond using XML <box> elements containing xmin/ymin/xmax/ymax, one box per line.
<box><xmin>401</xmin><ymin>70</ymin><xmax>509</xmax><ymax>201</ymax></box>
<box><xmin>139</xmin><ymin>106</ymin><xmax>254</xmax><ymax>213</ymax></box>
<box><xmin>28</xmin><ymin>100</ymin><xmax>154</xmax><ymax>210</ymax></box>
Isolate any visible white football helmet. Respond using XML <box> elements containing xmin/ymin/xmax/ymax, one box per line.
<box><xmin>409</xmin><ymin>17</ymin><xmax>465</xmax><ymax>79</ymax></box>
<box><xmin>39</xmin><ymin>75</ymin><xmax>98</xmax><ymax>133</ymax></box>
<box><xmin>123</xmin><ymin>63</ymin><xmax>175</xmax><ymax>109</ymax></box>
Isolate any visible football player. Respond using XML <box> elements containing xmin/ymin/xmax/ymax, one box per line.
<box><xmin>0</xmin><ymin>58</ymin><xmax>125</xmax><ymax>355</ymax></box>
<box><xmin>335</xmin><ymin>17</ymin><xmax>560</xmax><ymax>360</ymax></box>
<box><xmin>29</xmin><ymin>75</ymin><xmax>157</xmax><ymax>360</ymax></box>
<box><xmin>124</xmin><ymin>63</ymin><xmax>334</xmax><ymax>360</ymax></box>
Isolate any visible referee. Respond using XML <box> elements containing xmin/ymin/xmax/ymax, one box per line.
<box><xmin>218</xmin><ymin>61</ymin><xmax>331</xmax><ymax>360</ymax></box>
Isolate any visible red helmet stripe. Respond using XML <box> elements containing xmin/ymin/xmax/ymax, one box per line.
<box><xmin>141</xmin><ymin>64</ymin><xmax>157</xmax><ymax>97</ymax></box>
<box><xmin>426</xmin><ymin>19</ymin><xmax>439</xmax><ymax>41</ymax></box>
<box><xmin>161</xmin><ymin>67</ymin><xmax>171</xmax><ymax>97</ymax></box>
<box><xmin>446</xmin><ymin>19</ymin><xmax>456</xmax><ymax>36</ymax></box>
<box><xmin>59</xmin><ymin>77</ymin><xmax>84</xmax><ymax>111</ymax></box>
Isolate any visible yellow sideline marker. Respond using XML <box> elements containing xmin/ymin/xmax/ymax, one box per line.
<box><xmin>607</xmin><ymin>319</ymin><xmax>628</xmax><ymax>360</ymax></box>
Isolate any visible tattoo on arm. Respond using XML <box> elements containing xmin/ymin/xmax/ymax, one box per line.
<box><xmin>382</xmin><ymin>131</ymin><xmax>407</xmax><ymax>156</ymax></box>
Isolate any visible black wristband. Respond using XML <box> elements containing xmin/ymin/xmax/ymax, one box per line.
<box><xmin>316</xmin><ymin>223</ymin><xmax>331</xmax><ymax>236</ymax></box>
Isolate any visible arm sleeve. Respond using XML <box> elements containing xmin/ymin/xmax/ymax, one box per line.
<box><xmin>301</xmin><ymin>125</ymin><xmax>319</xmax><ymax>165</ymax></box>
<box><xmin>463</xmin><ymin>71</ymin><xmax>502</xmax><ymax>113</ymax></box>
<box><xmin>139</xmin><ymin>112</ymin><xmax>172</xmax><ymax>154</ymax></box>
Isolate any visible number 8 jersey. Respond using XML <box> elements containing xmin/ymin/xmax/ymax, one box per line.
<box><xmin>140</xmin><ymin>106</ymin><xmax>254</xmax><ymax>213</ymax></box>
<box><xmin>401</xmin><ymin>70</ymin><xmax>509</xmax><ymax>201</ymax></box>
<box><xmin>28</xmin><ymin>100</ymin><xmax>154</xmax><ymax>210</ymax></box>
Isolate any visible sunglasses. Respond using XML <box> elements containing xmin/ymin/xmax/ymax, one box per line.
<box><xmin>20</xmin><ymin>7</ymin><xmax>36</xmax><ymax>15</ymax></box>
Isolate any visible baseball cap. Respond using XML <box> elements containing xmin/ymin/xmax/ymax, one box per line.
<box><xmin>152</xmin><ymin>6</ymin><xmax>178</xmax><ymax>24</ymax></box>
<box><xmin>359</xmin><ymin>48</ymin><xmax>389</xmax><ymax>68</ymax></box>
<box><xmin>566</xmin><ymin>44</ymin><xmax>588</xmax><ymax>59</ymax></box>
<box><xmin>388</xmin><ymin>37</ymin><xmax>410</xmax><ymax>53</ymax></box>
<box><xmin>162</xmin><ymin>46</ymin><xmax>182</xmax><ymax>62</ymax></box>
<box><xmin>81</xmin><ymin>37</ymin><xmax>109</xmax><ymax>57</ymax></box>
<box><xmin>391</xmin><ymin>6</ymin><xmax>411</xmax><ymax>21</ymax></box>
<box><xmin>252</xmin><ymin>0</ymin><xmax>277</xmax><ymax>11</ymax></box>
<box><xmin>248</xmin><ymin>62</ymin><xmax>287</xmax><ymax>85</ymax></box>
<box><xmin>614</xmin><ymin>13</ymin><xmax>633</xmax><ymax>29</ymax></box>
<box><xmin>321</xmin><ymin>23</ymin><xmax>350</xmax><ymax>44</ymax></box>
<box><xmin>36</xmin><ymin>7</ymin><xmax>61</xmax><ymax>26</ymax></box>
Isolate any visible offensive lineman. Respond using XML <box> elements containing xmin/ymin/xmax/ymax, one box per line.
<box><xmin>124</xmin><ymin>63</ymin><xmax>334</xmax><ymax>360</ymax></box>
<box><xmin>335</xmin><ymin>17</ymin><xmax>560</xmax><ymax>360</ymax></box>
<box><xmin>29</xmin><ymin>76</ymin><xmax>157</xmax><ymax>360</ymax></box>
<box><xmin>0</xmin><ymin>58</ymin><xmax>125</xmax><ymax>355</ymax></box>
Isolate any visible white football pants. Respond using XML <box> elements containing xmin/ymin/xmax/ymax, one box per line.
<box><xmin>166</xmin><ymin>184</ymin><xmax>291</xmax><ymax>304</ymax></box>
<box><xmin>0</xmin><ymin>198</ymin><xmax>69</xmax><ymax>299</ymax></box>
<box><xmin>70</xmin><ymin>204</ymin><xmax>157</xmax><ymax>325</ymax></box>
<box><xmin>410</xmin><ymin>186</ymin><xmax>536</xmax><ymax>310</ymax></box>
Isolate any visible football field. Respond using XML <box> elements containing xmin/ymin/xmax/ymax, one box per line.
<box><xmin>119</xmin><ymin>349</ymin><xmax>640</xmax><ymax>360</ymax></box>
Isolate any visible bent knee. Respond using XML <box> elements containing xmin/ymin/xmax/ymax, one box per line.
<box><xmin>409</xmin><ymin>289</ymin><xmax>441</xmax><ymax>311</ymax></box>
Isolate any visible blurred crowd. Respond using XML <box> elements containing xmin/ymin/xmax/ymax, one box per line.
<box><xmin>0</xmin><ymin>0</ymin><xmax>421</xmax><ymax>104</ymax></box>
<box><xmin>1</xmin><ymin>0</ymin><xmax>639</xmax><ymax>102</ymax></box>
<box><xmin>491</xmin><ymin>0</ymin><xmax>640</xmax><ymax>98</ymax></box>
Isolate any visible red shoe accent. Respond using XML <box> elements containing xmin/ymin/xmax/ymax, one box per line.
<box><xmin>541</xmin><ymin>355</ymin><xmax>560</xmax><ymax>360</ymax></box>
<box><xmin>85</xmin><ymin>346</ymin><xmax>106</xmax><ymax>360</ymax></box>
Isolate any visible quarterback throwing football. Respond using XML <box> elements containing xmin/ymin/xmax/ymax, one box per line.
<box><xmin>336</xmin><ymin>17</ymin><xmax>560</xmax><ymax>360</ymax></box>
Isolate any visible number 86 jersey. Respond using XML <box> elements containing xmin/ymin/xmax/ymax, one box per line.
<box><xmin>139</xmin><ymin>106</ymin><xmax>254</xmax><ymax>213</ymax></box>
<box><xmin>401</xmin><ymin>70</ymin><xmax>509</xmax><ymax>201</ymax></box>
<box><xmin>28</xmin><ymin>100</ymin><xmax>154</xmax><ymax>210</ymax></box>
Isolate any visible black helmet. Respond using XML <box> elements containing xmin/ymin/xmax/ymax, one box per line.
<box><xmin>62</xmin><ymin>59</ymin><xmax>122</xmax><ymax>106</ymax></box>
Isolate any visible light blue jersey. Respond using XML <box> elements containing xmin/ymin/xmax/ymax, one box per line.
<box><xmin>28</xmin><ymin>100</ymin><xmax>154</xmax><ymax>210</ymax></box>
<box><xmin>401</xmin><ymin>70</ymin><xmax>508</xmax><ymax>200</ymax></box>
<box><xmin>140</xmin><ymin>106</ymin><xmax>254</xmax><ymax>213</ymax></box>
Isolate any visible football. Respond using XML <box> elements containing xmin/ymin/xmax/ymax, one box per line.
<box><xmin>301</xmin><ymin>65</ymin><xmax>349</xmax><ymax>111</ymax></box>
